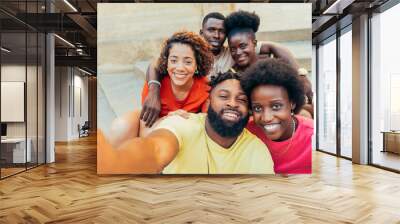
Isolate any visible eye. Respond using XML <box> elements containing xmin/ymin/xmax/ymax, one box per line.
<box><xmin>169</xmin><ymin>59</ymin><xmax>177</xmax><ymax>64</ymax></box>
<box><xmin>252</xmin><ymin>105</ymin><xmax>262</xmax><ymax>113</ymax></box>
<box><xmin>239</xmin><ymin>43</ymin><xmax>247</xmax><ymax>49</ymax></box>
<box><xmin>184</xmin><ymin>60</ymin><xmax>193</xmax><ymax>65</ymax></box>
<box><xmin>237</xmin><ymin>97</ymin><xmax>248</xmax><ymax>104</ymax></box>
<box><xmin>272</xmin><ymin>104</ymin><xmax>283</xmax><ymax>111</ymax></box>
<box><xmin>219</xmin><ymin>95</ymin><xmax>228</xmax><ymax>99</ymax></box>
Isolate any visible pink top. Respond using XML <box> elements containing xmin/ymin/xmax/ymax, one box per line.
<box><xmin>246</xmin><ymin>115</ymin><xmax>314</xmax><ymax>174</ymax></box>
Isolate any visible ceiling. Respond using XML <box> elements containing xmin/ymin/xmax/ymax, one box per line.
<box><xmin>0</xmin><ymin>0</ymin><xmax>392</xmax><ymax>75</ymax></box>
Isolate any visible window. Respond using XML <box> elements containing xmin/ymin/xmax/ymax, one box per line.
<box><xmin>339</xmin><ymin>27</ymin><xmax>352</xmax><ymax>158</ymax></box>
<box><xmin>317</xmin><ymin>36</ymin><xmax>337</xmax><ymax>154</ymax></box>
<box><xmin>370</xmin><ymin>3</ymin><xmax>400</xmax><ymax>171</ymax></box>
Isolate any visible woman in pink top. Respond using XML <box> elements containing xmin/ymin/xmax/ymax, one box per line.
<box><xmin>241</xmin><ymin>59</ymin><xmax>314</xmax><ymax>174</ymax></box>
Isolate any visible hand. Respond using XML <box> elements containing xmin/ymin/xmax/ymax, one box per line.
<box><xmin>167</xmin><ymin>109</ymin><xmax>190</xmax><ymax>119</ymax></box>
<box><xmin>140</xmin><ymin>85</ymin><xmax>161</xmax><ymax>128</ymax></box>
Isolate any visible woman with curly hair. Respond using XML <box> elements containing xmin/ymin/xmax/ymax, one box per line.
<box><xmin>241</xmin><ymin>59</ymin><xmax>314</xmax><ymax>174</ymax></box>
<box><xmin>108</xmin><ymin>31</ymin><xmax>213</xmax><ymax>145</ymax></box>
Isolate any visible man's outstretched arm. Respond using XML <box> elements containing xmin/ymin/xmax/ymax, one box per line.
<box><xmin>141</xmin><ymin>60</ymin><xmax>162</xmax><ymax>128</ymax></box>
<box><xmin>97</xmin><ymin>129</ymin><xmax>179</xmax><ymax>174</ymax></box>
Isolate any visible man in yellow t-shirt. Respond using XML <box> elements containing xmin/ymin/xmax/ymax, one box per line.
<box><xmin>97</xmin><ymin>71</ymin><xmax>274</xmax><ymax>174</ymax></box>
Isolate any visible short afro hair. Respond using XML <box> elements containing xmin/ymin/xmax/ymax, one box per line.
<box><xmin>156</xmin><ymin>31</ymin><xmax>214</xmax><ymax>79</ymax></box>
<box><xmin>224</xmin><ymin>10</ymin><xmax>260</xmax><ymax>38</ymax></box>
<box><xmin>202</xmin><ymin>12</ymin><xmax>225</xmax><ymax>26</ymax></box>
<box><xmin>241</xmin><ymin>59</ymin><xmax>306</xmax><ymax>114</ymax></box>
<box><xmin>209</xmin><ymin>69</ymin><xmax>242</xmax><ymax>92</ymax></box>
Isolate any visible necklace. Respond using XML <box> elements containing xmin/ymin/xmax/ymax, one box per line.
<box><xmin>272</xmin><ymin>117</ymin><xmax>296</xmax><ymax>158</ymax></box>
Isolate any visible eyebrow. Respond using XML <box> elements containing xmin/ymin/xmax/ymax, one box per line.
<box><xmin>168</xmin><ymin>55</ymin><xmax>194</xmax><ymax>60</ymax></box>
<box><xmin>218</xmin><ymin>89</ymin><xmax>246</xmax><ymax>96</ymax></box>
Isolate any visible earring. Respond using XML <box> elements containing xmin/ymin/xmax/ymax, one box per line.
<box><xmin>194</xmin><ymin>70</ymin><xmax>199</xmax><ymax>75</ymax></box>
<box><xmin>291</xmin><ymin>109</ymin><xmax>294</xmax><ymax>116</ymax></box>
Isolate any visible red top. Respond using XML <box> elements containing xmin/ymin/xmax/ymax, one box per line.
<box><xmin>246</xmin><ymin>115</ymin><xmax>314</xmax><ymax>174</ymax></box>
<box><xmin>141</xmin><ymin>76</ymin><xmax>209</xmax><ymax>117</ymax></box>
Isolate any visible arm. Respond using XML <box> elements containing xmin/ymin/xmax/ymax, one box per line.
<box><xmin>140</xmin><ymin>60</ymin><xmax>162</xmax><ymax>128</ymax></box>
<box><xmin>97</xmin><ymin>129</ymin><xmax>179</xmax><ymax>174</ymax></box>
<box><xmin>259</xmin><ymin>41</ymin><xmax>314</xmax><ymax>108</ymax></box>
<box><xmin>259</xmin><ymin>41</ymin><xmax>299</xmax><ymax>70</ymax></box>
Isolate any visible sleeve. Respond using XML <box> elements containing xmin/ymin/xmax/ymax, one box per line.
<box><xmin>152</xmin><ymin>115</ymin><xmax>189</xmax><ymax>149</ymax></box>
<box><xmin>141</xmin><ymin>82</ymin><xmax>149</xmax><ymax>106</ymax></box>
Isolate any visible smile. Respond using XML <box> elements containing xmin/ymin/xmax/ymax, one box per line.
<box><xmin>173</xmin><ymin>73</ymin><xmax>187</xmax><ymax>79</ymax></box>
<box><xmin>221</xmin><ymin>109</ymin><xmax>241</xmax><ymax>121</ymax></box>
<box><xmin>209</xmin><ymin>41</ymin><xmax>220</xmax><ymax>46</ymax></box>
<box><xmin>263</xmin><ymin>123</ymin><xmax>281</xmax><ymax>132</ymax></box>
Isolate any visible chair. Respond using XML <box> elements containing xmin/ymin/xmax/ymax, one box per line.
<box><xmin>79</xmin><ymin>121</ymin><xmax>90</xmax><ymax>138</ymax></box>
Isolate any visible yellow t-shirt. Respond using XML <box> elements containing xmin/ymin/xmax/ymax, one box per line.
<box><xmin>154</xmin><ymin>113</ymin><xmax>274</xmax><ymax>174</ymax></box>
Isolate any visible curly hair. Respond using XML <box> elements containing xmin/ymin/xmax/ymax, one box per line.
<box><xmin>240</xmin><ymin>59</ymin><xmax>306</xmax><ymax>114</ymax></box>
<box><xmin>224</xmin><ymin>10</ymin><xmax>260</xmax><ymax>38</ymax></box>
<box><xmin>156</xmin><ymin>31</ymin><xmax>214</xmax><ymax>79</ymax></box>
<box><xmin>208</xmin><ymin>69</ymin><xmax>242</xmax><ymax>92</ymax></box>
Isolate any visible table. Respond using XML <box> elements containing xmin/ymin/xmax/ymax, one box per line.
<box><xmin>381</xmin><ymin>131</ymin><xmax>400</xmax><ymax>154</ymax></box>
<box><xmin>1</xmin><ymin>138</ymin><xmax>31</xmax><ymax>163</ymax></box>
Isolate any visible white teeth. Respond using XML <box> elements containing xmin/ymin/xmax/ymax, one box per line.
<box><xmin>224</xmin><ymin>112</ymin><xmax>238</xmax><ymax>118</ymax></box>
<box><xmin>264</xmin><ymin>124</ymin><xmax>280</xmax><ymax>131</ymax></box>
<box><xmin>222</xmin><ymin>111</ymin><xmax>239</xmax><ymax>120</ymax></box>
<box><xmin>174</xmin><ymin>73</ymin><xmax>186</xmax><ymax>78</ymax></box>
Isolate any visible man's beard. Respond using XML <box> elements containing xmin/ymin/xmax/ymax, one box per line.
<box><xmin>207</xmin><ymin>106</ymin><xmax>249</xmax><ymax>138</ymax></box>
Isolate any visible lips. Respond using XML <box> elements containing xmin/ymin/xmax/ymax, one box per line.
<box><xmin>209</xmin><ymin>41</ymin><xmax>220</xmax><ymax>47</ymax></box>
<box><xmin>221</xmin><ymin>109</ymin><xmax>241</xmax><ymax>122</ymax></box>
<box><xmin>263</xmin><ymin>123</ymin><xmax>281</xmax><ymax>133</ymax></box>
<box><xmin>173</xmin><ymin>73</ymin><xmax>187</xmax><ymax>80</ymax></box>
<box><xmin>237</xmin><ymin>56</ymin><xmax>248</xmax><ymax>63</ymax></box>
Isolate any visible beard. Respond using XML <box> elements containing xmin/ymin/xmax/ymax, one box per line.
<box><xmin>207</xmin><ymin>106</ymin><xmax>249</xmax><ymax>138</ymax></box>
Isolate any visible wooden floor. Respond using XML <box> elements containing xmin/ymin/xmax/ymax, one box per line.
<box><xmin>1</xmin><ymin>135</ymin><xmax>400</xmax><ymax>223</ymax></box>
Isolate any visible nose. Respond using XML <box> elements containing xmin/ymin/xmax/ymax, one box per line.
<box><xmin>261</xmin><ymin>109</ymin><xmax>273</xmax><ymax>123</ymax></box>
<box><xmin>174</xmin><ymin>61</ymin><xmax>185</xmax><ymax>71</ymax></box>
<box><xmin>226</xmin><ymin>97</ymin><xmax>239</xmax><ymax>108</ymax></box>
<box><xmin>213</xmin><ymin>31</ymin><xmax>221</xmax><ymax>39</ymax></box>
<box><xmin>235</xmin><ymin>48</ymin><xmax>244</xmax><ymax>58</ymax></box>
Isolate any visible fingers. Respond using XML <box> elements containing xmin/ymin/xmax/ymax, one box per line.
<box><xmin>146</xmin><ymin>110</ymin><xmax>158</xmax><ymax>128</ymax></box>
<box><xmin>141</xmin><ymin>106</ymin><xmax>151</xmax><ymax>124</ymax></box>
<box><xmin>139</xmin><ymin>105</ymin><xmax>147</xmax><ymax>120</ymax></box>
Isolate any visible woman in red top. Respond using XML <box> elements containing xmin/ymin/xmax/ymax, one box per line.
<box><xmin>241</xmin><ymin>59</ymin><xmax>314</xmax><ymax>174</ymax></box>
<box><xmin>109</xmin><ymin>31</ymin><xmax>213</xmax><ymax>146</ymax></box>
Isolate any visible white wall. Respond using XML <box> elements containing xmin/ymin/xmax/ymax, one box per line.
<box><xmin>55</xmin><ymin>67</ymin><xmax>89</xmax><ymax>141</ymax></box>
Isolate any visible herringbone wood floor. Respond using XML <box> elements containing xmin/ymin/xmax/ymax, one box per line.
<box><xmin>1</xmin><ymin>134</ymin><xmax>400</xmax><ymax>224</ymax></box>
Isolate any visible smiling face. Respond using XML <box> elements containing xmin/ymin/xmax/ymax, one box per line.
<box><xmin>207</xmin><ymin>79</ymin><xmax>249</xmax><ymax>137</ymax></box>
<box><xmin>200</xmin><ymin>18</ymin><xmax>226</xmax><ymax>55</ymax></box>
<box><xmin>228</xmin><ymin>32</ymin><xmax>257</xmax><ymax>69</ymax></box>
<box><xmin>251</xmin><ymin>84</ymin><xmax>295</xmax><ymax>141</ymax></box>
<box><xmin>167</xmin><ymin>43</ymin><xmax>197</xmax><ymax>87</ymax></box>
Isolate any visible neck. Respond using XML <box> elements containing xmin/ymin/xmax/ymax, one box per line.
<box><xmin>211</xmin><ymin>48</ymin><xmax>221</xmax><ymax>56</ymax></box>
<box><xmin>171</xmin><ymin>79</ymin><xmax>194</xmax><ymax>100</ymax></box>
<box><xmin>277</xmin><ymin>116</ymin><xmax>298</xmax><ymax>142</ymax></box>
<box><xmin>205</xmin><ymin>117</ymin><xmax>238</xmax><ymax>148</ymax></box>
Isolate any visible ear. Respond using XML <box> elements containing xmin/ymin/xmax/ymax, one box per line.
<box><xmin>199</xmin><ymin>29</ymin><xmax>203</xmax><ymax>35</ymax></box>
<box><xmin>253</xmin><ymin>39</ymin><xmax>257</xmax><ymax>46</ymax></box>
<box><xmin>291</xmin><ymin>103</ymin><xmax>296</xmax><ymax>111</ymax></box>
